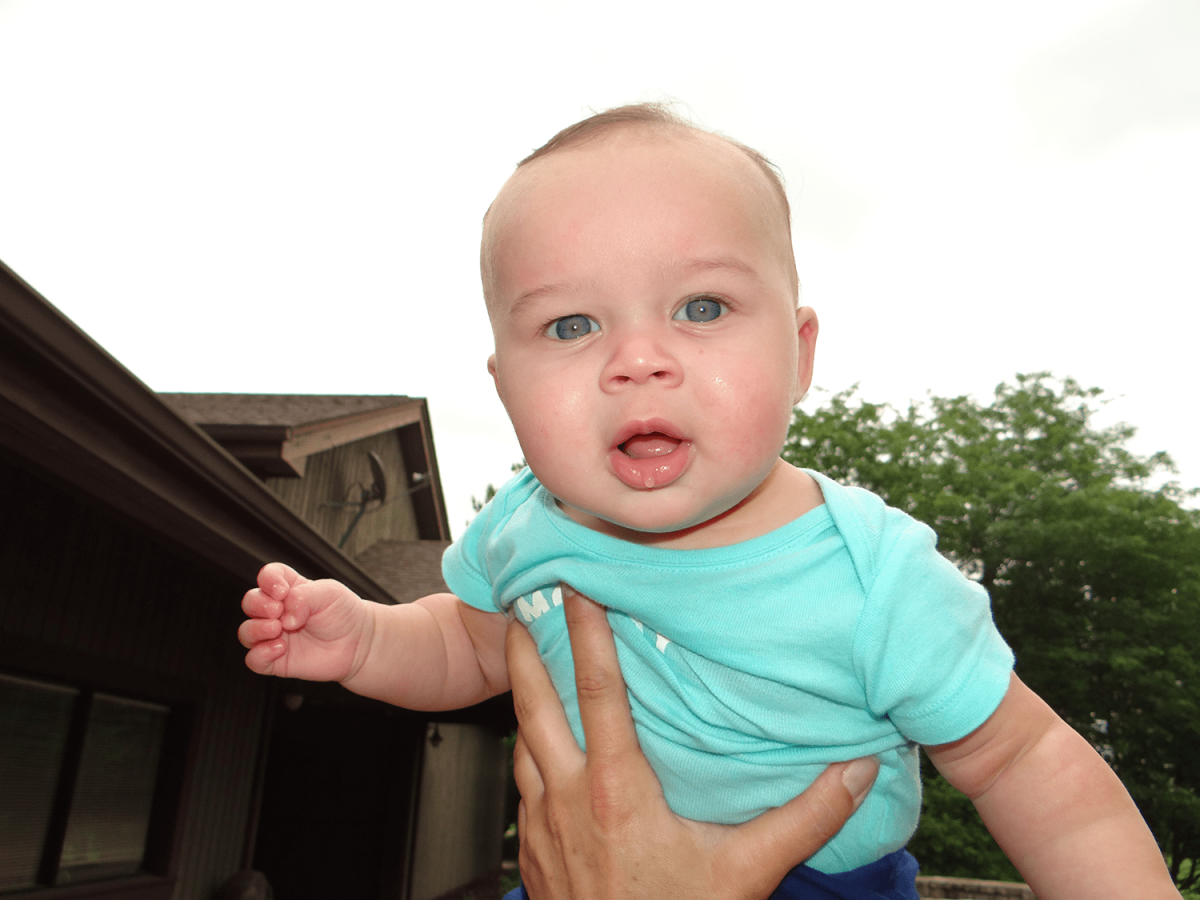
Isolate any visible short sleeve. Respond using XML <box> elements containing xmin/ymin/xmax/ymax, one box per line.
<box><xmin>441</xmin><ymin>504</ymin><xmax>498</xmax><ymax>612</ymax></box>
<box><xmin>446</xmin><ymin>487</ymin><xmax>511</xmax><ymax>614</ymax></box>
<box><xmin>441</xmin><ymin>468</ymin><xmax>543</xmax><ymax>613</ymax></box>
<box><xmin>852</xmin><ymin>518</ymin><xmax>1014</xmax><ymax>745</ymax></box>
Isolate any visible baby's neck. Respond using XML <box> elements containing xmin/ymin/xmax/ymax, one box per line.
<box><xmin>562</xmin><ymin>461</ymin><xmax>825</xmax><ymax>550</ymax></box>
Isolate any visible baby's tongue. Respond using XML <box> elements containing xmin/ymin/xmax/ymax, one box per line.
<box><xmin>621</xmin><ymin>433</ymin><xmax>680</xmax><ymax>459</ymax></box>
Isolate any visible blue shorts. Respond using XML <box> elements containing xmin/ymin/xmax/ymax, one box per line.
<box><xmin>502</xmin><ymin>847</ymin><xmax>919</xmax><ymax>900</ymax></box>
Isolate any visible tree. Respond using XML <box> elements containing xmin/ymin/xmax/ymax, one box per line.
<box><xmin>783</xmin><ymin>373</ymin><xmax>1200</xmax><ymax>889</ymax></box>
<box><xmin>470</xmin><ymin>460</ymin><xmax>527</xmax><ymax>516</ymax></box>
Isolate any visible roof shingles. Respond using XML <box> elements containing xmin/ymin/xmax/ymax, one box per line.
<box><xmin>353</xmin><ymin>540</ymin><xmax>453</xmax><ymax>605</ymax></box>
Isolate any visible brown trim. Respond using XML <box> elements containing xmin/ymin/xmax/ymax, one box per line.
<box><xmin>284</xmin><ymin>400</ymin><xmax>425</xmax><ymax>459</ymax></box>
<box><xmin>416</xmin><ymin>403</ymin><xmax>450</xmax><ymax>540</ymax></box>
<box><xmin>196</xmin><ymin>424</ymin><xmax>305</xmax><ymax>478</ymax></box>
<box><xmin>398</xmin><ymin>416</ymin><xmax>451</xmax><ymax>541</ymax></box>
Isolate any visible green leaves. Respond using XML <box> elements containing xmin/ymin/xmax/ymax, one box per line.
<box><xmin>785</xmin><ymin>373</ymin><xmax>1200</xmax><ymax>888</ymax></box>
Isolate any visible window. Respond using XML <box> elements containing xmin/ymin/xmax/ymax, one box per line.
<box><xmin>0</xmin><ymin>673</ymin><xmax>170</xmax><ymax>892</ymax></box>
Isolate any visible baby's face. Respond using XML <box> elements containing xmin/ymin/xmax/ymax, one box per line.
<box><xmin>485</xmin><ymin>131</ymin><xmax>816</xmax><ymax>541</ymax></box>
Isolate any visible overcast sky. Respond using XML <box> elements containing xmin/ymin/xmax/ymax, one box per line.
<box><xmin>1</xmin><ymin>0</ymin><xmax>1197</xmax><ymax>536</ymax></box>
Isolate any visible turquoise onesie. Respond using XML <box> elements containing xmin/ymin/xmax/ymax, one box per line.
<box><xmin>442</xmin><ymin>468</ymin><xmax>1014</xmax><ymax>874</ymax></box>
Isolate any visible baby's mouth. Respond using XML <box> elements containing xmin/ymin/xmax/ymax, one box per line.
<box><xmin>620</xmin><ymin>432</ymin><xmax>683</xmax><ymax>459</ymax></box>
<box><xmin>610</xmin><ymin>428</ymin><xmax>692</xmax><ymax>490</ymax></box>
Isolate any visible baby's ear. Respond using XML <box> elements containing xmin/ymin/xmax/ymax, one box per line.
<box><xmin>794</xmin><ymin>307</ymin><xmax>819</xmax><ymax>404</ymax></box>
<box><xmin>487</xmin><ymin>354</ymin><xmax>502</xmax><ymax>397</ymax></box>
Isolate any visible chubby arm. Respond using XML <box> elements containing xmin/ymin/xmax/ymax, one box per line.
<box><xmin>345</xmin><ymin>592</ymin><xmax>510</xmax><ymax>709</ymax></box>
<box><xmin>240</xmin><ymin>563</ymin><xmax>510</xmax><ymax>711</ymax></box>
<box><xmin>927</xmin><ymin>673</ymin><xmax>1180</xmax><ymax>899</ymax></box>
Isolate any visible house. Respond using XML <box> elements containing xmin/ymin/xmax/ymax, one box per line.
<box><xmin>0</xmin><ymin>260</ymin><xmax>514</xmax><ymax>900</ymax></box>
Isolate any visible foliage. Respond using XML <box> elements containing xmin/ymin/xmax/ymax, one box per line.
<box><xmin>783</xmin><ymin>373</ymin><xmax>1200</xmax><ymax>889</ymax></box>
<box><xmin>907</xmin><ymin>762</ymin><xmax>1020</xmax><ymax>881</ymax></box>
<box><xmin>470</xmin><ymin>484</ymin><xmax>498</xmax><ymax>515</ymax></box>
<box><xmin>471</xmin><ymin>461</ymin><xmax>527</xmax><ymax>515</ymax></box>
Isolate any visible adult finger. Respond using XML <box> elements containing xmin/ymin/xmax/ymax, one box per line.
<box><xmin>562</xmin><ymin>588</ymin><xmax>642</xmax><ymax>763</ymax></box>
<box><xmin>511</xmin><ymin>729</ymin><xmax>545</xmax><ymax>808</ymax></box>
<box><xmin>721</xmin><ymin>758</ymin><xmax>879</xmax><ymax>892</ymax></box>
<box><xmin>506</xmin><ymin>611</ymin><xmax>585</xmax><ymax>779</ymax></box>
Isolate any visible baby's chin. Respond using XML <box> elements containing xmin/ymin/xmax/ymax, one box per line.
<box><xmin>555</xmin><ymin>495</ymin><xmax>736</xmax><ymax>545</ymax></box>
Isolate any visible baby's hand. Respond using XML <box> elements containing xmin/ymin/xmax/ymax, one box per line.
<box><xmin>239</xmin><ymin>562</ymin><xmax>374</xmax><ymax>682</ymax></box>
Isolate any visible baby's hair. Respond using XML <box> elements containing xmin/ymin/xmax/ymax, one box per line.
<box><xmin>518</xmin><ymin>102</ymin><xmax>685</xmax><ymax>164</ymax></box>
<box><xmin>518</xmin><ymin>103</ymin><xmax>794</xmax><ymax>237</ymax></box>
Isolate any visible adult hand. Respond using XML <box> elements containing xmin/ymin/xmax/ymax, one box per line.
<box><xmin>506</xmin><ymin>587</ymin><xmax>878</xmax><ymax>900</ymax></box>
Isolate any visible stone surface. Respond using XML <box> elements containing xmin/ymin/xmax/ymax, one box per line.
<box><xmin>917</xmin><ymin>874</ymin><xmax>1036</xmax><ymax>899</ymax></box>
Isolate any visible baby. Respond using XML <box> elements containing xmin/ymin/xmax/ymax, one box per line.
<box><xmin>240</xmin><ymin>105</ymin><xmax>1179</xmax><ymax>898</ymax></box>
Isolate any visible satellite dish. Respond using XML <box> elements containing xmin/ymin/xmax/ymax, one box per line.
<box><xmin>334</xmin><ymin>450</ymin><xmax>390</xmax><ymax>548</ymax></box>
<box><xmin>366</xmin><ymin>450</ymin><xmax>388</xmax><ymax>504</ymax></box>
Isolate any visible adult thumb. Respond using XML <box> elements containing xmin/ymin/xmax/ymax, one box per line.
<box><xmin>721</xmin><ymin>758</ymin><xmax>879</xmax><ymax>892</ymax></box>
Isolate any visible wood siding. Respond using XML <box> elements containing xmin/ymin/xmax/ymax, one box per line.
<box><xmin>264</xmin><ymin>429</ymin><xmax>420</xmax><ymax>561</ymax></box>
<box><xmin>2</xmin><ymin>270</ymin><xmax>499</xmax><ymax>900</ymax></box>
<box><xmin>0</xmin><ymin>456</ymin><xmax>266</xmax><ymax>900</ymax></box>
<box><xmin>407</xmin><ymin>724</ymin><xmax>507</xmax><ymax>900</ymax></box>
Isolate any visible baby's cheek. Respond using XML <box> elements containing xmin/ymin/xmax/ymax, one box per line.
<box><xmin>723</xmin><ymin>381</ymin><xmax>794</xmax><ymax>446</ymax></box>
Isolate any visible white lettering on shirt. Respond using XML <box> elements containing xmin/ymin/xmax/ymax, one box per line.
<box><xmin>514</xmin><ymin>588</ymin><xmax>670</xmax><ymax>654</ymax></box>
<box><xmin>515</xmin><ymin>588</ymin><xmax>552</xmax><ymax>622</ymax></box>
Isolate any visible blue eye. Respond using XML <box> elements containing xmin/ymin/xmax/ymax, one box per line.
<box><xmin>545</xmin><ymin>314</ymin><xmax>600</xmax><ymax>340</ymax></box>
<box><xmin>673</xmin><ymin>296</ymin><xmax>726</xmax><ymax>323</ymax></box>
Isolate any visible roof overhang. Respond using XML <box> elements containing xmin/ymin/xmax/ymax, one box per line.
<box><xmin>182</xmin><ymin>400</ymin><xmax>428</xmax><ymax>480</ymax></box>
<box><xmin>0</xmin><ymin>260</ymin><xmax>408</xmax><ymax>603</ymax></box>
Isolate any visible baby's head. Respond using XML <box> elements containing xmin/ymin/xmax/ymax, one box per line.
<box><xmin>481</xmin><ymin>104</ymin><xmax>818</xmax><ymax>543</ymax></box>
<box><xmin>481</xmin><ymin>104</ymin><xmax>799</xmax><ymax>308</ymax></box>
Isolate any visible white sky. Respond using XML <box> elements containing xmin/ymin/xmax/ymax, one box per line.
<box><xmin>1</xmin><ymin>0</ymin><xmax>1197</xmax><ymax>536</ymax></box>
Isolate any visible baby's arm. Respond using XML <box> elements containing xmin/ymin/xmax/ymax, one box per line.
<box><xmin>926</xmin><ymin>673</ymin><xmax>1180</xmax><ymax>899</ymax></box>
<box><xmin>239</xmin><ymin>562</ymin><xmax>510</xmax><ymax>711</ymax></box>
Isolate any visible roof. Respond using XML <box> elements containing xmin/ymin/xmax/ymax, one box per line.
<box><xmin>0</xmin><ymin>259</ymin><xmax>420</xmax><ymax>602</ymax></box>
<box><xmin>354</xmin><ymin>540</ymin><xmax>453</xmax><ymax>605</ymax></box>
<box><xmin>159</xmin><ymin>392</ymin><xmax>432</xmax><ymax>479</ymax></box>
<box><xmin>160</xmin><ymin>390</ymin><xmax>450</xmax><ymax>540</ymax></box>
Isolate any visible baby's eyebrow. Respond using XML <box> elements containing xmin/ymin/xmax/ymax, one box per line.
<box><xmin>677</xmin><ymin>256</ymin><xmax>762</xmax><ymax>280</ymax></box>
<box><xmin>508</xmin><ymin>282</ymin><xmax>574</xmax><ymax>318</ymax></box>
<box><xmin>504</xmin><ymin>257</ymin><xmax>763</xmax><ymax>318</ymax></box>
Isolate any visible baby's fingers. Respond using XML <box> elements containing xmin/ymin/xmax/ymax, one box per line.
<box><xmin>244</xmin><ymin>638</ymin><xmax>287</xmax><ymax>675</ymax></box>
<box><xmin>256</xmin><ymin>562</ymin><xmax>304</xmax><ymax>601</ymax></box>
<box><xmin>242</xmin><ymin>587</ymin><xmax>284</xmax><ymax>619</ymax></box>
<box><xmin>280</xmin><ymin>589</ymin><xmax>314</xmax><ymax>632</ymax></box>
<box><xmin>238</xmin><ymin>616</ymin><xmax>283</xmax><ymax>649</ymax></box>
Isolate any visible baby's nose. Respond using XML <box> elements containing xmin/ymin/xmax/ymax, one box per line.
<box><xmin>600</xmin><ymin>333</ymin><xmax>682</xmax><ymax>390</ymax></box>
